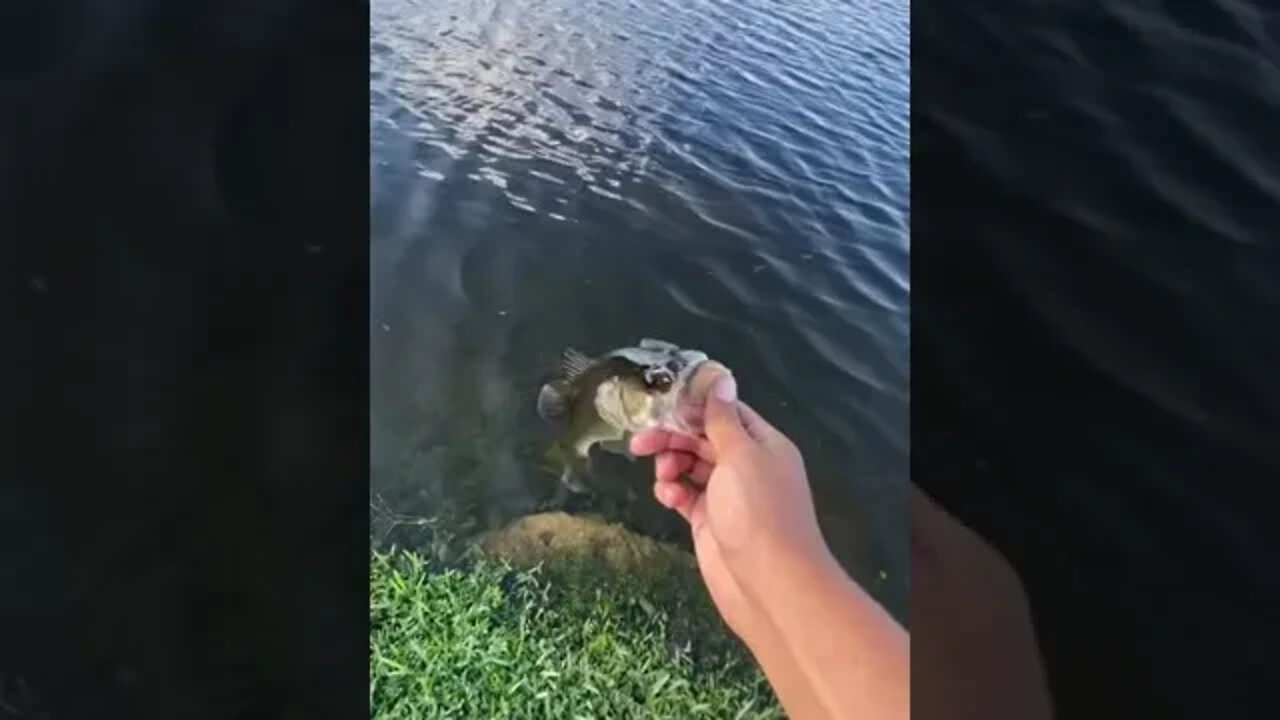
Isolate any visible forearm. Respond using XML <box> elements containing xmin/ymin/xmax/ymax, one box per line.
<box><xmin>742</xmin><ymin>624</ymin><xmax>832</xmax><ymax>720</ymax></box>
<box><xmin>746</xmin><ymin>546</ymin><xmax>910</xmax><ymax>720</ymax></box>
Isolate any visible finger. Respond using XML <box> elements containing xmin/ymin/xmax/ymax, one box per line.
<box><xmin>654</xmin><ymin>479</ymin><xmax>695</xmax><ymax>522</ymax></box>
<box><xmin>735</xmin><ymin>401</ymin><xmax>767</xmax><ymax>437</ymax></box>
<box><xmin>703</xmin><ymin>374</ymin><xmax>751</xmax><ymax>453</ymax></box>
<box><xmin>685</xmin><ymin>459</ymin><xmax>713</xmax><ymax>485</ymax></box>
<box><xmin>665</xmin><ymin>432</ymin><xmax>711</xmax><ymax>455</ymax></box>
<box><xmin>736</xmin><ymin>401</ymin><xmax>784</xmax><ymax>445</ymax></box>
<box><xmin>630</xmin><ymin>429</ymin><xmax>671</xmax><ymax>456</ymax></box>
<box><xmin>631</xmin><ymin>429</ymin><xmax>715</xmax><ymax>461</ymax></box>
<box><xmin>656</xmin><ymin>451</ymin><xmax>695</xmax><ymax>484</ymax></box>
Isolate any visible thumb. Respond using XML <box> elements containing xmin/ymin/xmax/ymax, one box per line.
<box><xmin>703</xmin><ymin>374</ymin><xmax>749</xmax><ymax>452</ymax></box>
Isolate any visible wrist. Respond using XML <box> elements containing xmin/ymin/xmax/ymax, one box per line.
<box><xmin>748</xmin><ymin>541</ymin><xmax>910</xmax><ymax>720</ymax></box>
<box><xmin>741</xmin><ymin>534</ymin><xmax>846</xmax><ymax>617</ymax></box>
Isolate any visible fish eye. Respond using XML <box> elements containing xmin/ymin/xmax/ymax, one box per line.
<box><xmin>644</xmin><ymin>368</ymin><xmax>674</xmax><ymax>391</ymax></box>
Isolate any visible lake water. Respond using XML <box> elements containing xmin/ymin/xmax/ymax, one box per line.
<box><xmin>370</xmin><ymin>0</ymin><xmax>910</xmax><ymax>621</ymax></box>
<box><xmin>913</xmin><ymin>0</ymin><xmax>1279</xmax><ymax>713</ymax></box>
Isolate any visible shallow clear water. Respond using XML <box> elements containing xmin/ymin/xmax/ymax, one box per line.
<box><xmin>370</xmin><ymin>0</ymin><xmax>910</xmax><ymax>620</ymax></box>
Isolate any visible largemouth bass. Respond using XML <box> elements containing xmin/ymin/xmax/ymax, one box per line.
<box><xmin>536</xmin><ymin>338</ymin><xmax>730</xmax><ymax>492</ymax></box>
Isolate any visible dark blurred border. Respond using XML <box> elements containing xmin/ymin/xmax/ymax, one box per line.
<box><xmin>912</xmin><ymin>0</ymin><xmax>1278</xmax><ymax>718</ymax></box>
<box><xmin>2</xmin><ymin>2</ymin><xmax>369</xmax><ymax>718</ymax></box>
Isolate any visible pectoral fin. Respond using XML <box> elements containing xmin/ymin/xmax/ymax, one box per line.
<box><xmin>536</xmin><ymin>380</ymin><xmax>573</xmax><ymax>421</ymax></box>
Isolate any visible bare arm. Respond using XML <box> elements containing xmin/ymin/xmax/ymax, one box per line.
<box><xmin>737</xmin><ymin>616</ymin><xmax>835</xmax><ymax>720</ymax></box>
<box><xmin>634</xmin><ymin>372</ymin><xmax>909</xmax><ymax>720</ymax></box>
<box><xmin>744</xmin><ymin>544</ymin><xmax>909</xmax><ymax>720</ymax></box>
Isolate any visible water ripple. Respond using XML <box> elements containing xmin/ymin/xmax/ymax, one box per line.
<box><xmin>372</xmin><ymin>0</ymin><xmax>910</xmax><ymax>618</ymax></box>
<box><xmin>919</xmin><ymin>0</ymin><xmax>1280</xmax><ymax>486</ymax></box>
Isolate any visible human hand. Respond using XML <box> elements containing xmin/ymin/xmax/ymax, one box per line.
<box><xmin>630</xmin><ymin>369</ymin><xmax>835</xmax><ymax>641</ymax></box>
<box><xmin>912</xmin><ymin>485</ymin><xmax>1053</xmax><ymax>719</ymax></box>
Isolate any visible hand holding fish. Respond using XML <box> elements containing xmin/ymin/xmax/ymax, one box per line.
<box><xmin>629</xmin><ymin>369</ymin><xmax>831</xmax><ymax>603</ymax></box>
<box><xmin>535</xmin><ymin>339</ymin><xmax>906</xmax><ymax>718</ymax></box>
<box><xmin>631</xmin><ymin>366</ymin><xmax>910</xmax><ymax>720</ymax></box>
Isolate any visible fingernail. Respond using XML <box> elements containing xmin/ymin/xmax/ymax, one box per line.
<box><xmin>713</xmin><ymin>374</ymin><xmax>737</xmax><ymax>402</ymax></box>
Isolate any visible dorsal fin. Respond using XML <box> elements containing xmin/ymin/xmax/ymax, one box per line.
<box><xmin>639</xmin><ymin>338</ymin><xmax>679</xmax><ymax>352</ymax></box>
<box><xmin>561</xmin><ymin>347</ymin><xmax>594</xmax><ymax>379</ymax></box>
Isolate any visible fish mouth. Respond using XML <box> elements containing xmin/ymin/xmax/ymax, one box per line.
<box><xmin>670</xmin><ymin>355</ymin><xmax>722</xmax><ymax>434</ymax></box>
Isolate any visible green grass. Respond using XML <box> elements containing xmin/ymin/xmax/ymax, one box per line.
<box><xmin>370</xmin><ymin>549</ymin><xmax>783</xmax><ymax>719</ymax></box>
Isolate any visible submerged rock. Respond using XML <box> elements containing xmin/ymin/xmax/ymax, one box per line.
<box><xmin>478</xmin><ymin>511</ymin><xmax>698</xmax><ymax>586</ymax></box>
<box><xmin>477</xmin><ymin>511</ymin><xmax>751</xmax><ymax>669</ymax></box>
